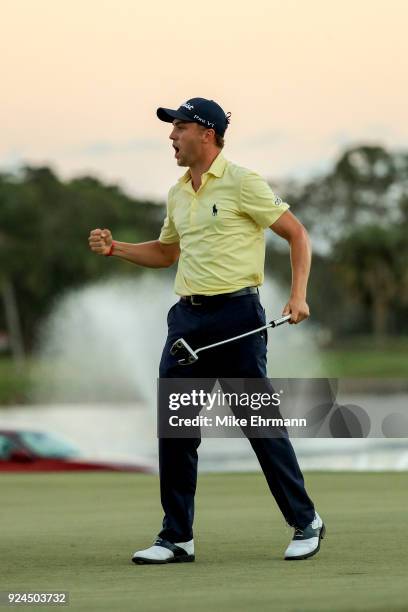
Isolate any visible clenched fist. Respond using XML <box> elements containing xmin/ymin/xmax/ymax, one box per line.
<box><xmin>282</xmin><ymin>296</ymin><xmax>310</xmax><ymax>324</ymax></box>
<box><xmin>88</xmin><ymin>228</ymin><xmax>113</xmax><ymax>255</ymax></box>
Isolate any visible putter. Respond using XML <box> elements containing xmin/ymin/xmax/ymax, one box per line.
<box><xmin>170</xmin><ymin>314</ymin><xmax>292</xmax><ymax>365</ymax></box>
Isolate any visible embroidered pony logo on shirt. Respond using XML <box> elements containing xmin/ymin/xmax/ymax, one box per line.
<box><xmin>212</xmin><ymin>204</ymin><xmax>218</xmax><ymax>216</ymax></box>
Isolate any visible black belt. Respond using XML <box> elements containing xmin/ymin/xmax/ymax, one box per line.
<box><xmin>180</xmin><ymin>286</ymin><xmax>258</xmax><ymax>306</ymax></box>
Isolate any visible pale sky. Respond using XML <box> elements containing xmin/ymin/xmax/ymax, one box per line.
<box><xmin>1</xmin><ymin>0</ymin><xmax>407</xmax><ymax>200</ymax></box>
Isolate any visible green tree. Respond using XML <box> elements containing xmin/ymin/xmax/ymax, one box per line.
<box><xmin>332</xmin><ymin>224</ymin><xmax>408</xmax><ymax>340</ymax></box>
<box><xmin>268</xmin><ymin>145</ymin><xmax>408</xmax><ymax>339</ymax></box>
<box><xmin>0</xmin><ymin>166</ymin><xmax>166</xmax><ymax>352</ymax></box>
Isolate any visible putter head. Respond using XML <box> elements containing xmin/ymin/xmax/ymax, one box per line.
<box><xmin>169</xmin><ymin>338</ymin><xmax>199</xmax><ymax>365</ymax></box>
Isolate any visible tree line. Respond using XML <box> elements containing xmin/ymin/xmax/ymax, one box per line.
<box><xmin>267</xmin><ymin>144</ymin><xmax>408</xmax><ymax>340</ymax></box>
<box><xmin>1</xmin><ymin>144</ymin><xmax>407</xmax><ymax>356</ymax></box>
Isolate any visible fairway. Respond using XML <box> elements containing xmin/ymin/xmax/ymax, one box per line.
<box><xmin>1</xmin><ymin>471</ymin><xmax>407</xmax><ymax>612</ymax></box>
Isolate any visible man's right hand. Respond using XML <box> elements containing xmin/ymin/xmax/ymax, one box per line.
<box><xmin>88</xmin><ymin>228</ymin><xmax>113</xmax><ymax>255</ymax></box>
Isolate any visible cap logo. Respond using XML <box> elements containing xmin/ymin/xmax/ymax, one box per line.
<box><xmin>182</xmin><ymin>102</ymin><xmax>194</xmax><ymax>110</ymax></box>
<box><xmin>193</xmin><ymin>114</ymin><xmax>215</xmax><ymax>128</ymax></box>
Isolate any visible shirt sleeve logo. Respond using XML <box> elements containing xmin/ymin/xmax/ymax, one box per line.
<box><xmin>273</xmin><ymin>195</ymin><xmax>282</xmax><ymax>206</ymax></box>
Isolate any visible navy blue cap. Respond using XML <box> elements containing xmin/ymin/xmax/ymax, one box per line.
<box><xmin>157</xmin><ymin>97</ymin><xmax>230</xmax><ymax>137</ymax></box>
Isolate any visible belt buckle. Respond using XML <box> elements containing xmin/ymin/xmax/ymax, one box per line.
<box><xmin>190</xmin><ymin>295</ymin><xmax>202</xmax><ymax>306</ymax></box>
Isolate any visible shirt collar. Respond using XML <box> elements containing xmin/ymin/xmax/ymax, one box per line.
<box><xmin>178</xmin><ymin>152</ymin><xmax>227</xmax><ymax>183</ymax></box>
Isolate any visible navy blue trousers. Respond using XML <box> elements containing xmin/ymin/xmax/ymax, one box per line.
<box><xmin>158</xmin><ymin>293</ymin><xmax>315</xmax><ymax>542</ymax></box>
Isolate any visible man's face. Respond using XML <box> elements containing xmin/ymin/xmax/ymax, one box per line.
<box><xmin>169</xmin><ymin>120</ymin><xmax>207</xmax><ymax>167</ymax></box>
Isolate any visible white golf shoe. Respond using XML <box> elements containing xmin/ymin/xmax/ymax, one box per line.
<box><xmin>132</xmin><ymin>537</ymin><xmax>195</xmax><ymax>564</ymax></box>
<box><xmin>284</xmin><ymin>512</ymin><xmax>325</xmax><ymax>560</ymax></box>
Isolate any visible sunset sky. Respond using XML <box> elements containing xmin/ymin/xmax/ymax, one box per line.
<box><xmin>1</xmin><ymin>0</ymin><xmax>407</xmax><ymax>200</ymax></box>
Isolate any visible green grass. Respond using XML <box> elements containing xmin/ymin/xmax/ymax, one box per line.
<box><xmin>1</xmin><ymin>471</ymin><xmax>407</xmax><ymax>611</ymax></box>
<box><xmin>320</xmin><ymin>338</ymin><xmax>408</xmax><ymax>377</ymax></box>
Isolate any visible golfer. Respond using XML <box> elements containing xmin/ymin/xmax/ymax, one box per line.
<box><xmin>88</xmin><ymin>97</ymin><xmax>325</xmax><ymax>564</ymax></box>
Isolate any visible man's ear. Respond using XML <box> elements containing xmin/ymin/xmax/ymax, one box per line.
<box><xmin>204</xmin><ymin>128</ymin><xmax>216</xmax><ymax>143</ymax></box>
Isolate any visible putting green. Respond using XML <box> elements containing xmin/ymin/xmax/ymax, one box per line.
<box><xmin>1</xmin><ymin>471</ymin><xmax>407</xmax><ymax>611</ymax></box>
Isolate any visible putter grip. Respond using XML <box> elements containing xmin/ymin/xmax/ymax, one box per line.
<box><xmin>269</xmin><ymin>315</ymin><xmax>291</xmax><ymax>327</ymax></box>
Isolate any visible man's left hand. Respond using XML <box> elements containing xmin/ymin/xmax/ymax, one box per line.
<box><xmin>282</xmin><ymin>297</ymin><xmax>310</xmax><ymax>324</ymax></box>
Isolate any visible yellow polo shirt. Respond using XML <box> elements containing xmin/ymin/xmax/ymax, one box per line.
<box><xmin>159</xmin><ymin>152</ymin><xmax>289</xmax><ymax>296</ymax></box>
